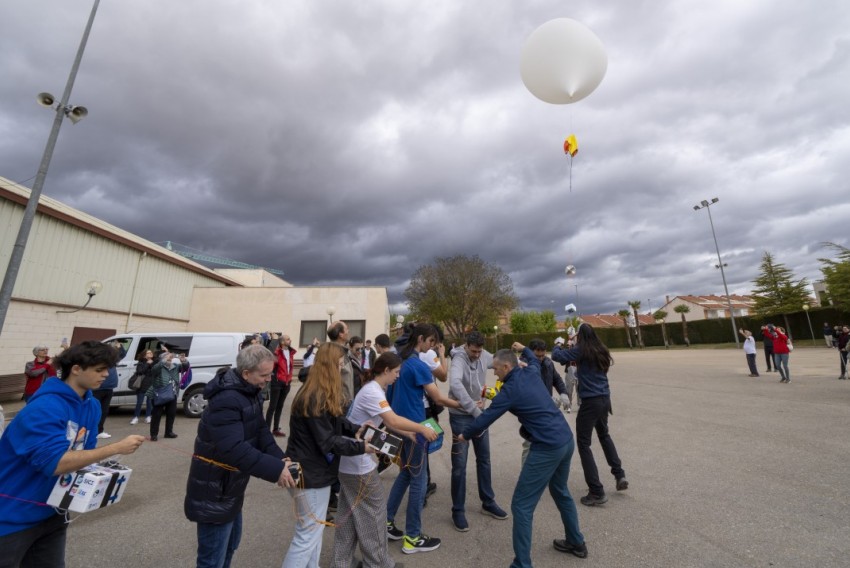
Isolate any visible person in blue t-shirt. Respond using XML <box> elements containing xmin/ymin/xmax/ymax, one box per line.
<box><xmin>0</xmin><ymin>341</ymin><xmax>145</xmax><ymax>567</ymax></box>
<box><xmin>385</xmin><ymin>323</ymin><xmax>461</xmax><ymax>555</ymax></box>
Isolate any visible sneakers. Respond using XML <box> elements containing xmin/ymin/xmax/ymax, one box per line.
<box><xmin>130</xmin><ymin>417</ymin><xmax>139</xmax><ymax>425</ymax></box>
<box><xmin>580</xmin><ymin>493</ymin><xmax>608</xmax><ymax>506</ymax></box>
<box><xmin>273</xmin><ymin>429</ymin><xmax>286</xmax><ymax>437</ymax></box>
<box><xmin>96</xmin><ymin>432</ymin><xmax>111</xmax><ymax>439</ymax></box>
<box><xmin>402</xmin><ymin>534</ymin><xmax>441</xmax><ymax>554</ymax></box>
<box><xmin>386</xmin><ymin>521</ymin><xmax>404</xmax><ymax>541</ymax></box>
<box><xmin>145</xmin><ymin>416</ymin><xmax>152</xmax><ymax>423</ymax></box>
<box><xmin>149</xmin><ymin>435</ymin><xmax>158</xmax><ymax>441</ymax></box>
<box><xmin>481</xmin><ymin>502</ymin><xmax>509</xmax><ymax>520</ymax></box>
<box><xmin>452</xmin><ymin>512</ymin><xmax>469</xmax><ymax>532</ymax></box>
<box><xmin>164</xmin><ymin>432</ymin><xmax>178</xmax><ymax>439</ymax></box>
<box><xmin>616</xmin><ymin>478</ymin><xmax>629</xmax><ymax>491</ymax></box>
<box><xmin>553</xmin><ymin>539</ymin><xmax>588</xmax><ymax>558</ymax></box>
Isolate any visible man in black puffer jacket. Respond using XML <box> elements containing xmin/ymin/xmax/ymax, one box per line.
<box><xmin>184</xmin><ymin>345</ymin><xmax>297</xmax><ymax>568</ymax></box>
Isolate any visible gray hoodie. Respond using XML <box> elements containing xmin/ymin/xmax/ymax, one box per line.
<box><xmin>448</xmin><ymin>346</ymin><xmax>493</xmax><ymax>418</ymax></box>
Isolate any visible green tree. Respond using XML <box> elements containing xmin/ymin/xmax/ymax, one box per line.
<box><xmin>819</xmin><ymin>242</ymin><xmax>850</xmax><ymax>310</ymax></box>
<box><xmin>628</xmin><ymin>300</ymin><xmax>643</xmax><ymax>348</ymax></box>
<box><xmin>653</xmin><ymin>309</ymin><xmax>669</xmax><ymax>348</ymax></box>
<box><xmin>751</xmin><ymin>251</ymin><xmax>809</xmax><ymax>331</ymax></box>
<box><xmin>674</xmin><ymin>305</ymin><xmax>690</xmax><ymax>346</ymax></box>
<box><xmin>510</xmin><ymin>310</ymin><xmax>558</xmax><ymax>334</ymax></box>
<box><xmin>617</xmin><ymin>309</ymin><xmax>633</xmax><ymax>348</ymax></box>
<box><xmin>405</xmin><ymin>255</ymin><xmax>518</xmax><ymax>339</ymax></box>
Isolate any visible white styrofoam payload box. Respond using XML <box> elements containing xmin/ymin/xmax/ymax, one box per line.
<box><xmin>47</xmin><ymin>461</ymin><xmax>132</xmax><ymax>513</ymax></box>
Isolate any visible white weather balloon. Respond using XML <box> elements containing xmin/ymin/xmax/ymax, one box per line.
<box><xmin>520</xmin><ymin>18</ymin><xmax>608</xmax><ymax>105</ymax></box>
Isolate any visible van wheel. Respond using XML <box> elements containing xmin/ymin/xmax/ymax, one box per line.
<box><xmin>183</xmin><ymin>386</ymin><xmax>207</xmax><ymax>418</ymax></box>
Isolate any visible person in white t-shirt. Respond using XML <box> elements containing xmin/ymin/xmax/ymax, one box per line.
<box><xmin>332</xmin><ymin>353</ymin><xmax>437</xmax><ymax>568</ymax></box>
<box><xmin>738</xmin><ymin>328</ymin><xmax>760</xmax><ymax>377</ymax></box>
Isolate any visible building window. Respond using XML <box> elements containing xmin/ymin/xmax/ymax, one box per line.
<box><xmin>346</xmin><ymin>320</ymin><xmax>366</xmax><ymax>340</ymax></box>
<box><xmin>299</xmin><ymin>321</ymin><xmax>327</xmax><ymax>347</ymax></box>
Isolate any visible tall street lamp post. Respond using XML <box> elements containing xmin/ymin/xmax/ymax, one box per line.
<box><xmin>802</xmin><ymin>304</ymin><xmax>816</xmax><ymax>346</ymax></box>
<box><xmin>693</xmin><ymin>198</ymin><xmax>740</xmax><ymax>348</ymax></box>
<box><xmin>0</xmin><ymin>0</ymin><xmax>100</xmax><ymax>336</ymax></box>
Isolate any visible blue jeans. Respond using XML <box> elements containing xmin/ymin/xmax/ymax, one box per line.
<box><xmin>510</xmin><ymin>441</ymin><xmax>584</xmax><ymax>568</ymax></box>
<box><xmin>774</xmin><ymin>353</ymin><xmax>790</xmax><ymax>380</ymax></box>
<box><xmin>386</xmin><ymin>437</ymin><xmax>427</xmax><ymax>537</ymax></box>
<box><xmin>133</xmin><ymin>391</ymin><xmax>152</xmax><ymax>419</ymax></box>
<box><xmin>449</xmin><ymin>413</ymin><xmax>495</xmax><ymax>513</ymax></box>
<box><xmin>283</xmin><ymin>486</ymin><xmax>331</xmax><ymax>568</ymax></box>
<box><xmin>196</xmin><ymin>513</ymin><xmax>242</xmax><ymax>568</ymax></box>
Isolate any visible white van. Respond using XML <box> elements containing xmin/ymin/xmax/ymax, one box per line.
<box><xmin>103</xmin><ymin>332</ymin><xmax>248</xmax><ymax>418</ymax></box>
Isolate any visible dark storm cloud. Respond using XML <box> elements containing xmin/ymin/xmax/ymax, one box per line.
<box><xmin>2</xmin><ymin>1</ymin><xmax>849</xmax><ymax>318</ymax></box>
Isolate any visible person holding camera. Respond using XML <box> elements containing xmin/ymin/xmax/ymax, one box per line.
<box><xmin>765</xmin><ymin>324</ymin><xmax>791</xmax><ymax>383</ymax></box>
<box><xmin>185</xmin><ymin>344</ymin><xmax>297</xmax><ymax>568</ymax></box>
<box><xmin>282</xmin><ymin>342</ymin><xmax>374</xmax><ymax>567</ymax></box>
<box><xmin>146</xmin><ymin>351</ymin><xmax>189</xmax><ymax>441</ymax></box>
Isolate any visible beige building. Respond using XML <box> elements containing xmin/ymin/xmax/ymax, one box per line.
<box><xmin>658</xmin><ymin>295</ymin><xmax>756</xmax><ymax>323</ymax></box>
<box><xmin>0</xmin><ymin>176</ymin><xmax>389</xmax><ymax>398</ymax></box>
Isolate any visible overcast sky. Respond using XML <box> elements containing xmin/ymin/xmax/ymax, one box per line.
<box><xmin>2</xmin><ymin>1</ymin><xmax>849</xmax><ymax>316</ymax></box>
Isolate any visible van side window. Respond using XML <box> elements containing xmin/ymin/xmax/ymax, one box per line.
<box><xmin>135</xmin><ymin>336</ymin><xmax>194</xmax><ymax>360</ymax></box>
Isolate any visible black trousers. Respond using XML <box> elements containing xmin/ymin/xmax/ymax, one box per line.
<box><xmin>0</xmin><ymin>513</ymin><xmax>67</xmax><ymax>568</ymax></box>
<box><xmin>92</xmin><ymin>389</ymin><xmax>113</xmax><ymax>434</ymax></box>
<box><xmin>746</xmin><ymin>353</ymin><xmax>759</xmax><ymax>375</ymax></box>
<box><xmin>764</xmin><ymin>347</ymin><xmax>774</xmax><ymax>371</ymax></box>
<box><xmin>575</xmin><ymin>395</ymin><xmax>624</xmax><ymax>496</ymax></box>
<box><xmin>150</xmin><ymin>399</ymin><xmax>177</xmax><ymax>437</ymax></box>
<box><xmin>265</xmin><ymin>383</ymin><xmax>291</xmax><ymax>430</ymax></box>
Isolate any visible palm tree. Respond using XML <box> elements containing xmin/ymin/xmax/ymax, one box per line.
<box><xmin>617</xmin><ymin>309</ymin><xmax>633</xmax><ymax>348</ymax></box>
<box><xmin>653</xmin><ymin>309</ymin><xmax>669</xmax><ymax>348</ymax></box>
<box><xmin>628</xmin><ymin>300</ymin><xmax>643</xmax><ymax>348</ymax></box>
<box><xmin>674</xmin><ymin>304</ymin><xmax>691</xmax><ymax>346</ymax></box>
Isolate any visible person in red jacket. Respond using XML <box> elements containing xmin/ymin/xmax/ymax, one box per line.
<box><xmin>23</xmin><ymin>345</ymin><xmax>56</xmax><ymax>403</ymax></box>
<box><xmin>266</xmin><ymin>334</ymin><xmax>297</xmax><ymax>436</ymax></box>
<box><xmin>768</xmin><ymin>325</ymin><xmax>791</xmax><ymax>383</ymax></box>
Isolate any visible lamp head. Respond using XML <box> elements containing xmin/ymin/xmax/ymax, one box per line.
<box><xmin>700</xmin><ymin>200</ymin><xmax>709</xmax><ymax>207</ymax></box>
<box><xmin>66</xmin><ymin>105</ymin><xmax>88</xmax><ymax>124</ymax></box>
<box><xmin>802</xmin><ymin>304</ymin><xmax>809</xmax><ymax>311</ymax></box>
<box><xmin>326</xmin><ymin>305</ymin><xmax>336</xmax><ymax>316</ymax></box>
<box><xmin>711</xmin><ymin>197</ymin><xmax>719</xmax><ymax>204</ymax></box>
<box><xmin>85</xmin><ymin>280</ymin><xmax>103</xmax><ymax>297</ymax></box>
<box><xmin>693</xmin><ymin>205</ymin><xmax>700</xmax><ymax>211</ymax></box>
<box><xmin>37</xmin><ymin>92</ymin><xmax>56</xmax><ymax>108</ymax></box>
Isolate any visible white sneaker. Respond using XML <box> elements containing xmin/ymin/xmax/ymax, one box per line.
<box><xmin>145</xmin><ymin>416</ymin><xmax>152</xmax><ymax>423</ymax></box>
<box><xmin>130</xmin><ymin>417</ymin><xmax>139</xmax><ymax>425</ymax></box>
<box><xmin>97</xmin><ymin>432</ymin><xmax>112</xmax><ymax>439</ymax></box>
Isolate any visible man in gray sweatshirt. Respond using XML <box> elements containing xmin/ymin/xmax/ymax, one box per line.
<box><xmin>448</xmin><ymin>331</ymin><xmax>508</xmax><ymax>532</ymax></box>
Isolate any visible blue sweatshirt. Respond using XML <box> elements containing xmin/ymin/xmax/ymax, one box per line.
<box><xmin>461</xmin><ymin>348</ymin><xmax>572</xmax><ymax>451</ymax></box>
<box><xmin>551</xmin><ymin>344</ymin><xmax>611</xmax><ymax>400</ymax></box>
<box><xmin>0</xmin><ymin>377</ymin><xmax>100</xmax><ymax>536</ymax></box>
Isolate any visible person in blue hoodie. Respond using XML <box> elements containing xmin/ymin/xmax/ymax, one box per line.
<box><xmin>458</xmin><ymin>343</ymin><xmax>587</xmax><ymax>566</ymax></box>
<box><xmin>0</xmin><ymin>340</ymin><xmax>145</xmax><ymax>568</ymax></box>
<box><xmin>551</xmin><ymin>323</ymin><xmax>628</xmax><ymax>507</ymax></box>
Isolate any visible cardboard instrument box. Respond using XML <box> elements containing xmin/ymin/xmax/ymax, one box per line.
<box><xmin>363</xmin><ymin>425</ymin><xmax>403</xmax><ymax>458</ymax></box>
<box><xmin>47</xmin><ymin>461</ymin><xmax>132</xmax><ymax>513</ymax></box>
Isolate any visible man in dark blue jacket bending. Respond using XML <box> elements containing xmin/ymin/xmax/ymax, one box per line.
<box><xmin>184</xmin><ymin>345</ymin><xmax>297</xmax><ymax>568</ymax></box>
<box><xmin>458</xmin><ymin>343</ymin><xmax>587</xmax><ymax>566</ymax></box>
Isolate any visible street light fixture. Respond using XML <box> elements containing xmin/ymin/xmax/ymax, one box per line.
<box><xmin>802</xmin><ymin>304</ymin><xmax>816</xmax><ymax>346</ymax></box>
<box><xmin>693</xmin><ymin>197</ymin><xmax>740</xmax><ymax>348</ymax></box>
<box><xmin>57</xmin><ymin>280</ymin><xmax>102</xmax><ymax>314</ymax></box>
<box><xmin>326</xmin><ymin>305</ymin><xmax>336</xmax><ymax>325</ymax></box>
<box><xmin>0</xmin><ymin>0</ymin><xmax>100</xmax><ymax>336</ymax></box>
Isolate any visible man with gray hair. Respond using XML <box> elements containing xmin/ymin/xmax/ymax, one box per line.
<box><xmin>457</xmin><ymin>343</ymin><xmax>586</xmax><ymax>564</ymax></box>
<box><xmin>448</xmin><ymin>331</ymin><xmax>508</xmax><ymax>531</ymax></box>
<box><xmin>185</xmin><ymin>344</ymin><xmax>297</xmax><ymax>568</ymax></box>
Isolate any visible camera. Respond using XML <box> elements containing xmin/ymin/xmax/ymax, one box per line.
<box><xmin>287</xmin><ymin>462</ymin><xmax>302</xmax><ymax>483</ymax></box>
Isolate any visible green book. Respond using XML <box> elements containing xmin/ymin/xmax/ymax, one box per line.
<box><xmin>420</xmin><ymin>417</ymin><xmax>444</xmax><ymax>435</ymax></box>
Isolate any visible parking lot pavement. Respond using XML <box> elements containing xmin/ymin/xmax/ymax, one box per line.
<box><xmin>12</xmin><ymin>346</ymin><xmax>848</xmax><ymax>567</ymax></box>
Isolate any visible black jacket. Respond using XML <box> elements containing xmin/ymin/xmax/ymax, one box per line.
<box><xmin>184</xmin><ymin>368</ymin><xmax>285</xmax><ymax>524</ymax></box>
<box><xmin>286</xmin><ymin>410</ymin><xmax>365</xmax><ymax>489</ymax></box>
<box><xmin>134</xmin><ymin>360</ymin><xmax>155</xmax><ymax>392</ymax></box>
<box><xmin>534</xmin><ymin>354</ymin><xmax>567</xmax><ymax>396</ymax></box>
